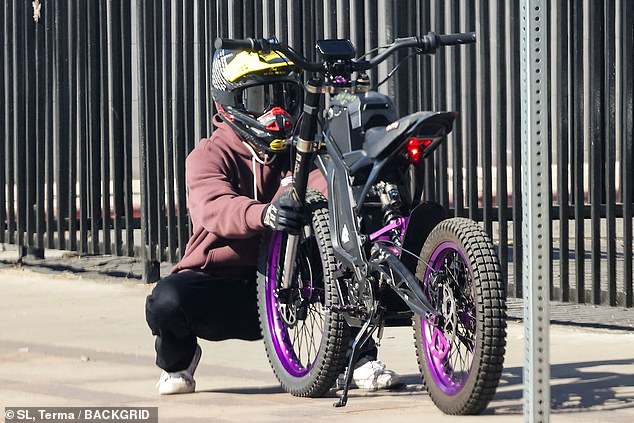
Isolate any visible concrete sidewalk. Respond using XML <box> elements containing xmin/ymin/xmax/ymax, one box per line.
<box><xmin>0</xmin><ymin>267</ymin><xmax>633</xmax><ymax>423</ymax></box>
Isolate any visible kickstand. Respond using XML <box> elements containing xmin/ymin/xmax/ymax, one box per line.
<box><xmin>333</xmin><ymin>319</ymin><xmax>376</xmax><ymax>408</ymax></box>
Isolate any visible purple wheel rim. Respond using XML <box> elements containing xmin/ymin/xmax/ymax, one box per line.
<box><xmin>265</xmin><ymin>232</ymin><xmax>319</xmax><ymax>377</ymax></box>
<box><xmin>421</xmin><ymin>240</ymin><xmax>476</xmax><ymax>395</ymax></box>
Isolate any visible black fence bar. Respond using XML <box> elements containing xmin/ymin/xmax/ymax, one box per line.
<box><xmin>110</xmin><ymin>0</ymin><xmax>124</xmax><ymax>256</ymax></box>
<box><xmin>87</xmin><ymin>0</ymin><xmax>101</xmax><ymax>255</ymax></box>
<box><xmin>67</xmin><ymin>0</ymin><xmax>78</xmax><ymax>251</ymax></box>
<box><xmin>556</xmin><ymin>0</ymin><xmax>570</xmax><ymax>302</ymax></box>
<box><xmin>148</xmin><ymin>0</ymin><xmax>161</xmax><ymax>262</ymax></box>
<box><xmin>35</xmin><ymin>0</ymin><xmax>46</xmax><ymax>251</ymax></box>
<box><xmin>173</xmin><ymin>2</ymin><xmax>188</xmax><ymax>260</ymax></box>
<box><xmin>15</xmin><ymin>0</ymin><xmax>26</xmax><ymax>249</ymax></box>
<box><xmin>508</xmin><ymin>0</ymin><xmax>522</xmax><ymax>298</ymax></box>
<box><xmin>55</xmin><ymin>0</ymin><xmax>69</xmax><ymax>251</ymax></box>
<box><xmin>495</xmin><ymin>0</ymin><xmax>508</xmax><ymax>283</ymax></box>
<box><xmin>25</xmin><ymin>0</ymin><xmax>37</xmax><ymax>252</ymax></box>
<box><xmin>604</xmin><ymin>0</ymin><xmax>617</xmax><ymax>306</ymax></box>
<box><xmin>78</xmin><ymin>0</ymin><xmax>89</xmax><ymax>254</ymax></box>
<box><xmin>462</xmin><ymin>1</ymin><xmax>478</xmax><ymax>222</ymax></box>
<box><xmin>162</xmin><ymin>0</ymin><xmax>177</xmax><ymax>263</ymax></box>
<box><xmin>433</xmin><ymin>0</ymin><xmax>449</xmax><ymax>210</ymax></box>
<box><xmin>152</xmin><ymin>0</ymin><xmax>166</xmax><ymax>261</ymax></box>
<box><xmin>0</xmin><ymin>0</ymin><xmax>5</xmax><ymax>245</ymax></box>
<box><xmin>121</xmin><ymin>0</ymin><xmax>134</xmax><ymax>258</ymax></box>
<box><xmin>572</xmin><ymin>1</ymin><xmax>585</xmax><ymax>303</ymax></box>
<box><xmin>5</xmin><ymin>1</ymin><xmax>14</xmax><ymax>245</ymax></box>
<box><xmin>448</xmin><ymin>0</ymin><xmax>464</xmax><ymax>219</ymax></box>
<box><xmin>0</xmin><ymin>0</ymin><xmax>632</xmax><ymax>308</ymax></box>
<box><xmin>588</xmin><ymin>1</ymin><xmax>603</xmax><ymax>305</ymax></box>
<box><xmin>44</xmin><ymin>0</ymin><xmax>54</xmax><ymax>250</ymax></box>
<box><xmin>183</xmin><ymin>2</ymin><xmax>195</xmax><ymax>156</ymax></box>
<box><xmin>477</xmin><ymin>0</ymin><xmax>492</xmax><ymax>239</ymax></box>
<box><xmin>137</xmin><ymin>0</ymin><xmax>153</xmax><ymax>278</ymax></box>
<box><xmin>623</xmin><ymin>0</ymin><xmax>634</xmax><ymax>307</ymax></box>
<box><xmin>99</xmin><ymin>0</ymin><xmax>111</xmax><ymax>255</ymax></box>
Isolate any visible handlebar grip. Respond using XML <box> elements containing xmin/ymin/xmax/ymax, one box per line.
<box><xmin>214</xmin><ymin>37</ymin><xmax>260</xmax><ymax>51</ymax></box>
<box><xmin>437</xmin><ymin>32</ymin><xmax>476</xmax><ymax>46</ymax></box>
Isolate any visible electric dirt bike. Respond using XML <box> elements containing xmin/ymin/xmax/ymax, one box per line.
<box><xmin>215</xmin><ymin>32</ymin><xmax>506</xmax><ymax>415</ymax></box>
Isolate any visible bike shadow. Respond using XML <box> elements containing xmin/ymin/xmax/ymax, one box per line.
<box><xmin>199</xmin><ymin>385</ymin><xmax>287</xmax><ymax>395</ymax></box>
<box><xmin>486</xmin><ymin>358</ymin><xmax>634</xmax><ymax>415</ymax></box>
<box><xmin>201</xmin><ymin>383</ymin><xmax>423</xmax><ymax>398</ymax></box>
<box><xmin>198</xmin><ymin>358</ymin><xmax>634</xmax><ymax>412</ymax></box>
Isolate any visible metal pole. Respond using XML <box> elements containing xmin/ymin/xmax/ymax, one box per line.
<box><xmin>520</xmin><ymin>0</ymin><xmax>551</xmax><ymax>421</ymax></box>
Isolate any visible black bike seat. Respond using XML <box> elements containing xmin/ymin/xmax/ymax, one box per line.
<box><xmin>363</xmin><ymin>111</ymin><xmax>456</xmax><ymax>159</ymax></box>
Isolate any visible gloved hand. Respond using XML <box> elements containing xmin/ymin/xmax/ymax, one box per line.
<box><xmin>262</xmin><ymin>189</ymin><xmax>304</xmax><ymax>234</ymax></box>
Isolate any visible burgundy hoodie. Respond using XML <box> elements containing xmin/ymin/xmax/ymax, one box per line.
<box><xmin>172</xmin><ymin>116</ymin><xmax>291</xmax><ymax>273</ymax></box>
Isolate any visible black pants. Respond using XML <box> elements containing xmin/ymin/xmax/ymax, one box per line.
<box><xmin>145</xmin><ymin>269</ymin><xmax>262</xmax><ymax>372</ymax></box>
<box><xmin>145</xmin><ymin>269</ymin><xmax>377</xmax><ymax>372</ymax></box>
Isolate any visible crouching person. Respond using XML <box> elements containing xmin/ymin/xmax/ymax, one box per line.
<box><xmin>145</xmin><ymin>48</ymin><xmax>400</xmax><ymax>395</ymax></box>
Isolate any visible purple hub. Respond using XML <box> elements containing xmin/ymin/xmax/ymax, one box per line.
<box><xmin>430</xmin><ymin>327</ymin><xmax>450</xmax><ymax>360</ymax></box>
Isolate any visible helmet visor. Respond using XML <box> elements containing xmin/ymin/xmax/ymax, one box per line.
<box><xmin>237</xmin><ymin>82</ymin><xmax>302</xmax><ymax>117</ymax></box>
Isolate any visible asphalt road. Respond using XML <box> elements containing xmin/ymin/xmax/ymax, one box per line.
<box><xmin>1</xmin><ymin>267</ymin><xmax>633</xmax><ymax>423</ymax></box>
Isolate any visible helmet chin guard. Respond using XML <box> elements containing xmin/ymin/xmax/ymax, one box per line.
<box><xmin>220</xmin><ymin>105</ymin><xmax>295</xmax><ymax>153</ymax></box>
<box><xmin>255</xmin><ymin>107</ymin><xmax>294</xmax><ymax>152</ymax></box>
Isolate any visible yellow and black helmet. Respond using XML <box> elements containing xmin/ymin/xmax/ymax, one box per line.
<box><xmin>211</xmin><ymin>48</ymin><xmax>302</xmax><ymax>153</ymax></box>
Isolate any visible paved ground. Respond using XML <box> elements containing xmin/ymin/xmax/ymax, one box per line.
<box><xmin>1</xmin><ymin>266</ymin><xmax>633</xmax><ymax>422</ymax></box>
<box><xmin>3</xmin><ymin>244</ymin><xmax>634</xmax><ymax>331</ymax></box>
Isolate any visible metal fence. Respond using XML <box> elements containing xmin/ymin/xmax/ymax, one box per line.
<box><xmin>1</xmin><ymin>0</ymin><xmax>633</xmax><ymax>306</ymax></box>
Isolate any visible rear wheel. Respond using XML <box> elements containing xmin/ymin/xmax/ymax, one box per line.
<box><xmin>257</xmin><ymin>191</ymin><xmax>349</xmax><ymax>396</ymax></box>
<box><xmin>413</xmin><ymin>218</ymin><xmax>506</xmax><ymax>414</ymax></box>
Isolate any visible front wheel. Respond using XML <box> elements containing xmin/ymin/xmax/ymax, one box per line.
<box><xmin>257</xmin><ymin>191</ymin><xmax>349</xmax><ymax>397</ymax></box>
<box><xmin>413</xmin><ymin>218</ymin><xmax>506</xmax><ymax>415</ymax></box>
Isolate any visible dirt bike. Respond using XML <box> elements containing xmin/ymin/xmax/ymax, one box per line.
<box><xmin>215</xmin><ymin>32</ymin><xmax>506</xmax><ymax>415</ymax></box>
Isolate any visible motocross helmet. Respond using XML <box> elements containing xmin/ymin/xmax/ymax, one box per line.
<box><xmin>211</xmin><ymin>47</ymin><xmax>302</xmax><ymax>153</ymax></box>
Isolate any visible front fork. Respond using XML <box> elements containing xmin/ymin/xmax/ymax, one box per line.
<box><xmin>281</xmin><ymin>80</ymin><xmax>323</xmax><ymax>289</ymax></box>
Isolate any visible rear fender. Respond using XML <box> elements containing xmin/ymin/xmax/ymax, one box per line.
<box><xmin>401</xmin><ymin>201</ymin><xmax>449</xmax><ymax>275</ymax></box>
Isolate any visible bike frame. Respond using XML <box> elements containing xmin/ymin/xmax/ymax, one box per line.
<box><xmin>287</xmin><ymin>82</ymin><xmax>451</xmax><ymax>322</ymax></box>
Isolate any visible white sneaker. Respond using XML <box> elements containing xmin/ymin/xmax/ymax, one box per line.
<box><xmin>156</xmin><ymin>344</ymin><xmax>202</xmax><ymax>395</ymax></box>
<box><xmin>338</xmin><ymin>357</ymin><xmax>401</xmax><ymax>392</ymax></box>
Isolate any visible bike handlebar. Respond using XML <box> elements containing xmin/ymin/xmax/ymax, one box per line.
<box><xmin>437</xmin><ymin>32</ymin><xmax>476</xmax><ymax>46</ymax></box>
<box><xmin>214</xmin><ymin>31</ymin><xmax>476</xmax><ymax>73</ymax></box>
<box><xmin>214</xmin><ymin>38</ymin><xmax>261</xmax><ymax>51</ymax></box>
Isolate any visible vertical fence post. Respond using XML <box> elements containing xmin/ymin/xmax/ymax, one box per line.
<box><xmin>510</xmin><ymin>0</ymin><xmax>523</xmax><ymax>297</ymax></box>
<box><xmin>137</xmin><ymin>0</ymin><xmax>160</xmax><ymax>283</ymax></box>
<box><xmin>44</xmin><ymin>0</ymin><xmax>54</xmax><ymax>250</ymax></box>
<box><xmin>520</xmin><ymin>0</ymin><xmax>551</xmax><ymax>421</ymax></box>
<box><xmin>121</xmin><ymin>0</ymin><xmax>134</xmax><ymax>257</ymax></box>
<box><xmin>67</xmin><ymin>1</ymin><xmax>78</xmax><ymax>251</ymax></box>
<box><xmin>495</xmin><ymin>0</ymin><xmax>509</xmax><ymax>284</ymax></box>
<box><xmin>0</xmin><ymin>0</ymin><xmax>6</xmax><ymax>245</ymax></box>
<box><xmin>604</xmin><ymin>0</ymin><xmax>617</xmax><ymax>306</ymax></box>
<box><xmin>554</xmin><ymin>0</ymin><xmax>570</xmax><ymax>303</ymax></box>
<box><xmin>622</xmin><ymin>0</ymin><xmax>633</xmax><ymax>308</ymax></box>
<box><xmin>35</xmin><ymin>0</ymin><xmax>46</xmax><ymax>253</ymax></box>
<box><xmin>99</xmin><ymin>0</ymin><xmax>111</xmax><ymax>255</ymax></box>
<box><xmin>571</xmin><ymin>1</ymin><xmax>585</xmax><ymax>304</ymax></box>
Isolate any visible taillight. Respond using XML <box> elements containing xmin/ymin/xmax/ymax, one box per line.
<box><xmin>406</xmin><ymin>137</ymin><xmax>433</xmax><ymax>163</ymax></box>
